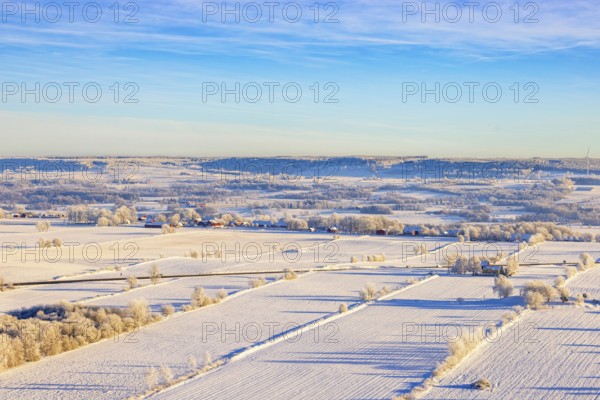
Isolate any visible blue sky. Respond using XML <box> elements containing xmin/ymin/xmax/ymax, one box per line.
<box><xmin>0</xmin><ymin>0</ymin><xmax>599</xmax><ymax>157</ymax></box>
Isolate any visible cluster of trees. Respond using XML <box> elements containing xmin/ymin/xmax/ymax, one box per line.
<box><xmin>0</xmin><ymin>299</ymin><xmax>160</xmax><ymax>371</ymax></box>
<box><xmin>450</xmin><ymin>256</ymin><xmax>483</xmax><ymax>275</ymax></box>
<box><xmin>304</xmin><ymin>214</ymin><xmax>406</xmax><ymax>235</ymax></box>
<box><xmin>38</xmin><ymin>238</ymin><xmax>62</xmax><ymax>248</ymax></box>
<box><xmin>522</xmin><ymin>281</ymin><xmax>559</xmax><ymax>309</ymax></box>
<box><xmin>521</xmin><ymin>252</ymin><xmax>597</xmax><ymax>309</ymax></box>
<box><xmin>518</xmin><ymin>202</ymin><xmax>600</xmax><ymax>225</ymax></box>
<box><xmin>359</xmin><ymin>205</ymin><xmax>394</xmax><ymax>215</ymax></box>
<box><xmin>447</xmin><ymin>205</ymin><xmax>492</xmax><ymax>222</ymax></box>
<box><xmin>67</xmin><ymin>205</ymin><xmax>137</xmax><ymax>226</ymax></box>
<box><xmin>457</xmin><ymin>222</ymin><xmax>583</xmax><ymax>243</ymax></box>
<box><xmin>268</xmin><ymin>200</ymin><xmax>336</xmax><ymax>210</ymax></box>
<box><xmin>154</xmin><ymin>208</ymin><xmax>202</xmax><ymax>225</ymax></box>
<box><xmin>284</xmin><ymin>218</ymin><xmax>309</xmax><ymax>231</ymax></box>
<box><xmin>0</xmin><ymin>183</ymin><xmax>140</xmax><ymax>208</ymax></box>
<box><xmin>274</xmin><ymin>212</ymin><xmax>593</xmax><ymax>243</ymax></box>
<box><xmin>276</xmin><ymin>186</ymin><xmax>372</xmax><ymax>201</ymax></box>
<box><xmin>447</xmin><ymin>254</ymin><xmax>519</xmax><ymax>276</ymax></box>
<box><xmin>187</xmin><ymin>287</ymin><xmax>227</xmax><ymax>310</ymax></box>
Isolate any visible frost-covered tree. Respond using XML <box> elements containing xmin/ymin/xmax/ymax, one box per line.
<box><xmin>493</xmin><ymin>275</ymin><xmax>514</xmax><ymax>298</ymax></box>
<box><xmin>36</xmin><ymin>221</ymin><xmax>50</xmax><ymax>232</ymax></box>
<box><xmin>451</xmin><ymin>256</ymin><xmax>469</xmax><ymax>274</ymax></box>
<box><xmin>579</xmin><ymin>253</ymin><xmax>595</xmax><ymax>270</ymax></box>
<box><xmin>506</xmin><ymin>255</ymin><xmax>520</xmax><ymax>275</ymax></box>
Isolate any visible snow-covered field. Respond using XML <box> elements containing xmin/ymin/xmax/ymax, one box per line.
<box><xmin>0</xmin><ymin>266</ymin><xmax>427</xmax><ymax>399</ymax></box>
<box><xmin>424</xmin><ymin>306</ymin><xmax>600</xmax><ymax>400</ymax></box>
<box><xmin>150</xmin><ymin>275</ymin><xmax>519</xmax><ymax>400</ymax></box>
<box><xmin>1</xmin><ymin>223</ymin><xmax>599</xmax><ymax>400</ymax></box>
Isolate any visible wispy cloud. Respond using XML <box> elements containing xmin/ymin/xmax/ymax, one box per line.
<box><xmin>1</xmin><ymin>0</ymin><xmax>598</xmax><ymax>59</ymax></box>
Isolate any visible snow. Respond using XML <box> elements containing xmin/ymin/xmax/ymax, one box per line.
<box><xmin>0</xmin><ymin>267</ymin><xmax>427</xmax><ymax>399</ymax></box>
<box><xmin>423</xmin><ymin>306</ymin><xmax>600</xmax><ymax>400</ymax></box>
<box><xmin>149</xmin><ymin>275</ymin><xmax>526</xmax><ymax>400</ymax></box>
<box><xmin>0</xmin><ymin>224</ymin><xmax>598</xmax><ymax>400</ymax></box>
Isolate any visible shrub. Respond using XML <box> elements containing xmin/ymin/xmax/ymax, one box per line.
<box><xmin>217</xmin><ymin>288</ymin><xmax>228</xmax><ymax>300</ymax></box>
<box><xmin>379</xmin><ymin>285</ymin><xmax>391</xmax><ymax>295</ymax></box>
<box><xmin>580</xmin><ymin>253</ymin><xmax>595</xmax><ymax>270</ymax></box>
<box><xmin>365</xmin><ymin>254</ymin><xmax>386</xmax><ymax>262</ymax></box>
<box><xmin>350</xmin><ymin>256</ymin><xmax>359</xmax><ymax>263</ymax></box>
<box><xmin>188</xmin><ymin>355</ymin><xmax>197</xmax><ymax>371</ymax></box>
<box><xmin>472</xmin><ymin>378</ymin><xmax>492</xmax><ymax>390</ymax></box>
<box><xmin>161</xmin><ymin>304</ymin><xmax>175</xmax><ymax>316</ymax></box>
<box><xmin>576</xmin><ymin>293</ymin><xmax>585</xmax><ymax>306</ymax></box>
<box><xmin>52</xmin><ymin>238</ymin><xmax>62</xmax><ymax>247</ymax></box>
<box><xmin>146</xmin><ymin>367</ymin><xmax>158</xmax><ymax>389</ymax></box>
<box><xmin>566</xmin><ymin>266</ymin><xmax>577</xmax><ymax>279</ymax></box>
<box><xmin>525</xmin><ymin>291</ymin><xmax>546</xmax><ymax>310</ymax></box>
<box><xmin>191</xmin><ymin>287</ymin><xmax>212</xmax><ymax>308</ymax></box>
<box><xmin>433</xmin><ymin>327</ymin><xmax>484</xmax><ymax>378</ymax></box>
<box><xmin>128</xmin><ymin>299</ymin><xmax>151</xmax><ymax>324</ymax></box>
<box><xmin>97</xmin><ymin>216</ymin><xmax>110</xmax><ymax>227</ymax></box>
<box><xmin>160</xmin><ymin>365</ymin><xmax>174</xmax><ymax>385</ymax></box>
<box><xmin>284</xmin><ymin>268</ymin><xmax>297</xmax><ymax>280</ymax></box>
<box><xmin>150</xmin><ymin>264</ymin><xmax>161</xmax><ymax>285</ymax></box>
<box><xmin>204</xmin><ymin>351</ymin><xmax>212</xmax><ymax>369</ymax></box>
<box><xmin>493</xmin><ymin>275</ymin><xmax>514</xmax><ymax>298</ymax></box>
<box><xmin>161</xmin><ymin>224</ymin><xmax>176</xmax><ymax>234</ymax></box>
<box><xmin>360</xmin><ymin>283</ymin><xmax>377</xmax><ymax>301</ymax></box>
<box><xmin>501</xmin><ymin>311</ymin><xmax>517</xmax><ymax>324</ymax></box>
<box><xmin>190</xmin><ymin>250</ymin><xmax>200</xmax><ymax>259</ymax></box>
<box><xmin>250</xmin><ymin>277</ymin><xmax>266</xmax><ymax>288</ymax></box>
<box><xmin>0</xmin><ymin>276</ymin><xmax>4</xmax><ymax>292</ymax></box>
<box><xmin>513</xmin><ymin>305</ymin><xmax>524</xmax><ymax>314</ymax></box>
<box><xmin>523</xmin><ymin>280</ymin><xmax>558</xmax><ymax>303</ymax></box>
<box><xmin>339</xmin><ymin>303</ymin><xmax>348</xmax><ymax>313</ymax></box>
<box><xmin>557</xmin><ymin>286</ymin><xmax>570</xmax><ymax>302</ymax></box>
<box><xmin>181</xmin><ymin>304</ymin><xmax>194</xmax><ymax>312</ymax></box>
<box><xmin>127</xmin><ymin>275</ymin><xmax>138</xmax><ymax>290</ymax></box>
<box><xmin>555</xmin><ymin>276</ymin><xmax>566</xmax><ymax>287</ymax></box>
<box><xmin>36</xmin><ymin>221</ymin><xmax>50</xmax><ymax>232</ymax></box>
<box><xmin>38</xmin><ymin>238</ymin><xmax>51</xmax><ymax>248</ymax></box>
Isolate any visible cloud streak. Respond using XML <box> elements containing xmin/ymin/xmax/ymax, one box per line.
<box><xmin>0</xmin><ymin>0</ymin><xmax>598</xmax><ymax>60</ymax></box>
